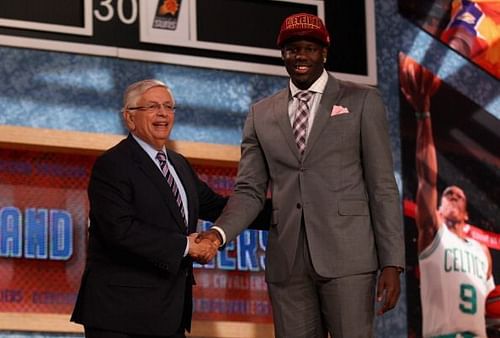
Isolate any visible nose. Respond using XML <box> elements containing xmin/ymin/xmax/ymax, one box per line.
<box><xmin>156</xmin><ymin>107</ymin><xmax>170</xmax><ymax>116</ymax></box>
<box><xmin>295</xmin><ymin>48</ymin><xmax>308</xmax><ymax>58</ymax></box>
<box><xmin>295</xmin><ymin>54</ymin><xmax>307</xmax><ymax>61</ymax></box>
<box><xmin>157</xmin><ymin>110</ymin><xmax>166</xmax><ymax>117</ymax></box>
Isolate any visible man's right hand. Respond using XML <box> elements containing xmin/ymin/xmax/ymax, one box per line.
<box><xmin>196</xmin><ymin>229</ymin><xmax>222</xmax><ymax>248</ymax></box>
<box><xmin>188</xmin><ymin>233</ymin><xmax>218</xmax><ymax>264</ymax></box>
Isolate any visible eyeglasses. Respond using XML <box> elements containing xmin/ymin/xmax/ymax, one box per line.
<box><xmin>127</xmin><ymin>102</ymin><xmax>176</xmax><ymax>113</ymax></box>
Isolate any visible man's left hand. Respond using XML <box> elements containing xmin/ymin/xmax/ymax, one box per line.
<box><xmin>376</xmin><ymin>266</ymin><xmax>402</xmax><ymax>315</ymax></box>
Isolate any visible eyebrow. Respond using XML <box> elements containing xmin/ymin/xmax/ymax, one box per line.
<box><xmin>143</xmin><ymin>100</ymin><xmax>172</xmax><ymax>104</ymax></box>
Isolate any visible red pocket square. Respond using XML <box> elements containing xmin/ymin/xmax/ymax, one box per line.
<box><xmin>331</xmin><ymin>105</ymin><xmax>350</xmax><ymax>116</ymax></box>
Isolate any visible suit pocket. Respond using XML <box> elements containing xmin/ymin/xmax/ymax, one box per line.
<box><xmin>338</xmin><ymin>200</ymin><xmax>369</xmax><ymax>215</ymax></box>
<box><xmin>329</xmin><ymin>113</ymin><xmax>353</xmax><ymax>122</ymax></box>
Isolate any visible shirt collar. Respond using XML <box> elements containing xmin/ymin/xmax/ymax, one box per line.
<box><xmin>289</xmin><ymin>69</ymin><xmax>328</xmax><ymax>97</ymax></box>
<box><xmin>131</xmin><ymin>133</ymin><xmax>167</xmax><ymax>161</ymax></box>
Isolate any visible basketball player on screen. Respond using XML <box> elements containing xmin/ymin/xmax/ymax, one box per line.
<box><xmin>400</xmin><ymin>53</ymin><xmax>495</xmax><ymax>338</ymax></box>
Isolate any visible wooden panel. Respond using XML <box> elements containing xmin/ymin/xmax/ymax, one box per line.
<box><xmin>0</xmin><ymin>312</ymin><xmax>274</xmax><ymax>337</ymax></box>
<box><xmin>0</xmin><ymin>125</ymin><xmax>240</xmax><ymax>166</ymax></box>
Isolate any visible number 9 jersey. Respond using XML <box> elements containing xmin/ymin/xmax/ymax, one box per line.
<box><xmin>419</xmin><ymin>224</ymin><xmax>495</xmax><ymax>338</ymax></box>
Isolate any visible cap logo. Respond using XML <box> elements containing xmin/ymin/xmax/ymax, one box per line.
<box><xmin>276</xmin><ymin>12</ymin><xmax>330</xmax><ymax>47</ymax></box>
<box><xmin>285</xmin><ymin>15</ymin><xmax>321</xmax><ymax>31</ymax></box>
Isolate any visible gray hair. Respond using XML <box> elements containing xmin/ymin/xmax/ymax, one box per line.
<box><xmin>121</xmin><ymin>79</ymin><xmax>175</xmax><ymax>111</ymax></box>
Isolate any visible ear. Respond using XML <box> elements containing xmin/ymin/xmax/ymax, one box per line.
<box><xmin>322</xmin><ymin>48</ymin><xmax>328</xmax><ymax>63</ymax></box>
<box><xmin>123</xmin><ymin>110</ymin><xmax>136</xmax><ymax>131</ymax></box>
<box><xmin>280</xmin><ymin>49</ymin><xmax>286</xmax><ymax>60</ymax></box>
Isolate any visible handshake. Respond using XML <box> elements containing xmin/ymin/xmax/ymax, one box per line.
<box><xmin>187</xmin><ymin>229</ymin><xmax>223</xmax><ymax>264</ymax></box>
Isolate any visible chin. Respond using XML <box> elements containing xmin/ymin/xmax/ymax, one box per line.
<box><xmin>292</xmin><ymin>78</ymin><xmax>313</xmax><ymax>89</ymax></box>
<box><xmin>157</xmin><ymin>131</ymin><xmax>171</xmax><ymax>138</ymax></box>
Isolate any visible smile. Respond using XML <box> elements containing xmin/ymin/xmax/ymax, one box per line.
<box><xmin>295</xmin><ymin>65</ymin><xmax>310</xmax><ymax>73</ymax></box>
<box><xmin>153</xmin><ymin>122</ymin><xmax>169</xmax><ymax>126</ymax></box>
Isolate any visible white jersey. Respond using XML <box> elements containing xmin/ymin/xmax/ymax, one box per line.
<box><xmin>419</xmin><ymin>225</ymin><xmax>495</xmax><ymax>338</ymax></box>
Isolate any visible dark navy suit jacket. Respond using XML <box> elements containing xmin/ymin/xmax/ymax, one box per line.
<box><xmin>71</xmin><ymin>134</ymin><xmax>227</xmax><ymax>335</ymax></box>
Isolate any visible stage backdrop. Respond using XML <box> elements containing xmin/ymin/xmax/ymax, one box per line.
<box><xmin>398</xmin><ymin>0</ymin><xmax>500</xmax><ymax>80</ymax></box>
<box><xmin>0</xmin><ymin>0</ymin><xmax>377</xmax><ymax>84</ymax></box>
<box><xmin>399</xmin><ymin>54</ymin><xmax>500</xmax><ymax>338</ymax></box>
<box><xmin>0</xmin><ymin>147</ymin><xmax>272</xmax><ymax>326</ymax></box>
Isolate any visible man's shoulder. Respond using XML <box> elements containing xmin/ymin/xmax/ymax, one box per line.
<box><xmin>96</xmin><ymin>136</ymin><xmax>133</xmax><ymax>164</ymax></box>
<box><xmin>102</xmin><ymin>136</ymin><xmax>130</xmax><ymax>154</ymax></box>
<box><xmin>334</xmin><ymin>77</ymin><xmax>377</xmax><ymax>94</ymax></box>
<box><xmin>252</xmin><ymin>87</ymin><xmax>288</xmax><ymax>108</ymax></box>
<box><xmin>330</xmin><ymin>77</ymin><xmax>383</xmax><ymax>106</ymax></box>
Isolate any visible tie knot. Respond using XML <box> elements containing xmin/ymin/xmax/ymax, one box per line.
<box><xmin>296</xmin><ymin>91</ymin><xmax>313</xmax><ymax>102</ymax></box>
<box><xmin>156</xmin><ymin>151</ymin><xmax>167</xmax><ymax>163</ymax></box>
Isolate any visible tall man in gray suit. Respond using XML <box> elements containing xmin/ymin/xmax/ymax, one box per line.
<box><xmin>199</xmin><ymin>12</ymin><xmax>405</xmax><ymax>338</ymax></box>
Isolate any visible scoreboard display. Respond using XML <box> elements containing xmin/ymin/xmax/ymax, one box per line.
<box><xmin>0</xmin><ymin>0</ymin><xmax>376</xmax><ymax>84</ymax></box>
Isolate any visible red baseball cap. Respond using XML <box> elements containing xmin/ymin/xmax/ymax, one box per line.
<box><xmin>276</xmin><ymin>13</ymin><xmax>330</xmax><ymax>48</ymax></box>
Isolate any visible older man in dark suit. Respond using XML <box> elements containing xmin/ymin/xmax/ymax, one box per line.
<box><xmin>200</xmin><ymin>13</ymin><xmax>405</xmax><ymax>338</ymax></box>
<box><xmin>71</xmin><ymin>79</ymin><xmax>226</xmax><ymax>338</ymax></box>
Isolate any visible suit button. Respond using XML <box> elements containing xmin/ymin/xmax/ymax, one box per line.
<box><xmin>296</xmin><ymin>203</ymin><xmax>301</xmax><ymax>209</ymax></box>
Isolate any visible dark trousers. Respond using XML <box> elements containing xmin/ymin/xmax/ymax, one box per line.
<box><xmin>84</xmin><ymin>327</ymin><xmax>186</xmax><ymax>338</ymax></box>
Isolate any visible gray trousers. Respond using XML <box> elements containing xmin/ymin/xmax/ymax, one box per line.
<box><xmin>267</xmin><ymin>225</ymin><xmax>377</xmax><ymax>338</ymax></box>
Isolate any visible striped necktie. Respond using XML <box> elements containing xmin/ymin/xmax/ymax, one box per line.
<box><xmin>156</xmin><ymin>151</ymin><xmax>187</xmax><ymax>226</ymax></box>
<box><xmin>293</xmin><ymin>91</ymin><xmax>313</xmax><ymax>155</ymax></box>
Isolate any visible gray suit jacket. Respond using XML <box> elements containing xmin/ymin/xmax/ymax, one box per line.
<box><xmin>217</xmin><ymin>75</ymin><xmax>405</xmax><ymax>283</ymax></box>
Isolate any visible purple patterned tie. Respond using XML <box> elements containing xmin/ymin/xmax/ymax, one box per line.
<box><xmin>293</xmin><ymin>91</ymin><xmax>313</xmax><ymax>155</ymax></box>
<box><xmin>156</xmin><ymin>151</ymin><xmax>187</xmax><ymax>226</ymax></box>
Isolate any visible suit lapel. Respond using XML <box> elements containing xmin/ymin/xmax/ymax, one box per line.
<box><xmin>167</xmin><ymin>150</ymin><xmax>197</xmax><ymax>232</ymax></box>
<box><xmin>273</xmin><ymin>88</ymin><xmax>302</xmax><ymax>160</ymax></box>
<box><xmin>127</xmin><ymin>135</ymin><xmax>187</xmax><ymax>233</ymax></box>
<box><xmin>303</xmin><ymin>75</ymin><xmax>343</xmax><ymax>160</ymax></box>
